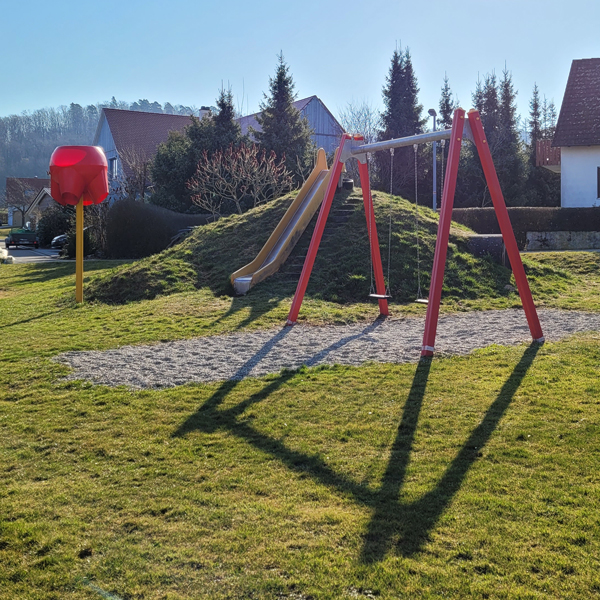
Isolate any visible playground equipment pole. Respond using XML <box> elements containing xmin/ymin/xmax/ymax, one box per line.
<box><xmin>76</xmin><ymin>199</ymin><xmax>84</xmax><ymax>303</ymax></box>
<box><xmin>351</xmin><ymin>129</ymin><xmax>452</xmax><ymax>156</ymax></box>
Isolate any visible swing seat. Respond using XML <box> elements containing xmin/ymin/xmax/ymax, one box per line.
<box><xmin>415</xmin><ymin>298</ymin><xmax>429</xmax><ymax>304</ymax></box>
<box><xmin>369</xmin><ymin>293</ymin><xmax>392</xmax><ymax>300</ymax></box>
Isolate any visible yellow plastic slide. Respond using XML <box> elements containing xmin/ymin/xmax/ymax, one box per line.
<box><xmin>231</xmin><ymin>148</ymin><xmax>332</xmax><ymax>295</ymax></box>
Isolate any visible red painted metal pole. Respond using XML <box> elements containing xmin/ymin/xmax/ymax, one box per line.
<box><xmin>467</xmin><ymin>110</ymin><xmax>544</xmax><ymax>342</ymax></box>
<box><xmin>421</xmin><ymin>108</ymin><xmax>466</xmax><ymax>357</ymax></box>
<box><xmin>286</xmin><ymin>136</ymin><xmax>349</xmax><ymax>325</ymax></box>
<box><xmin>358</xmin><ymin>160</ymin><xmax>389</xmax><ymax>316</ymax></box>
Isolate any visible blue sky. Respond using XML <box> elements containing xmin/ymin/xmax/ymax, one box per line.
<box><xmin>2</xmin><ymin>0</ymin><xmax>598</xmax><ymax>127</ymax></box>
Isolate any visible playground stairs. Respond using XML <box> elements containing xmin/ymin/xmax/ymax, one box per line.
<box><xmin>280</xmin><ymin>194</ymin><xmax>361</xmax><ymax>279</ymax></box>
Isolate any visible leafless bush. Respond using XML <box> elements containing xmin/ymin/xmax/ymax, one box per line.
<box><xmin>116</xmin><ymin>146</ymin><xmax>153</xmax><ymax>201</ymax></box>
<box><xmin>338</xmin><ymin>100</ymin><xmax>381</xmax><ymax>186</ymax></box>
<box><xmin>188</xmin><ymin>144</ymin><xmax>293</xmax><ymax>218</ymax></box>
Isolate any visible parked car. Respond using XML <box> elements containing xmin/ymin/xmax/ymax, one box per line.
<box><xmin>5</xmin><ymin>228</ymin><xmax>39</xmax><ymax>249</ymax></box>
<box><xmin>51</xmin><ymin>234</ymin><xmax>67</xmax><ymax>249</ymax></box>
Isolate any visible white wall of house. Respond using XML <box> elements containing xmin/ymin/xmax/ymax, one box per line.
<box><xmin>561</xmin><ymin>146</ymin><xmax>600</xmax><ymax>207</ymax></box>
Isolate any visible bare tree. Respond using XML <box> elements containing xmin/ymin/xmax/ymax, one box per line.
<box><xmin>189</xmin><ymin>144</ymin><xmax>293</xmax><ymax>218</ymax></box>
<box><xmin>338</xmin><ymin>100</ymin><xmax>380</xmax><ymax>144</ymax></box>
<box><xmin>338</xmin><ymin>100</ymin><xmax>381</xmax><ymax>186</ymax></box>
<box><xmin>117</xmin><ymin>146</ymin><xmax>153</xmax><ymax>201</ymax></box>
<box><xmin>5</xmin><ymin>178</ymin><xmax>36</xmax><ymax>227</ymax></box>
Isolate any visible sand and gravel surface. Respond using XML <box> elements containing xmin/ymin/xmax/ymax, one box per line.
<box><xmin>55</xmin><ymin>309</ymin><xmax>600</xmax><ymax>389</ymax></box>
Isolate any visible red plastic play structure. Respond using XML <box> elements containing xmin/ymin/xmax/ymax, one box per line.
<box><xmin>49</xmin><ymin>146</ymin><xmax>109</xmax><ymax>303</ymax></box>
<box><xmin>49</xmin><ymin>146</ymin><xmax>109</xmax><ymax>207</ymax></box>
<box><xmin>286</xmin><ymin>108</ymin><xmax>545</xmax><ymax>356</ymax></box>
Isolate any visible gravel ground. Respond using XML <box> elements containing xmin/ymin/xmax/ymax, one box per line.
<box><xmin>55</xmin><ymin>309</ymin><xmax>600</xmax><ymax>389</ymax></box>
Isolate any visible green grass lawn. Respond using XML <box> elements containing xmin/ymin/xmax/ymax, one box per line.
<box><xmin>0</xmin><ymin>245</ymin><xmax>599</xmax><ymax>598</ymax></box>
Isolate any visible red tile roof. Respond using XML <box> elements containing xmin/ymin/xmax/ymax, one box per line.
<box><xmin>553</xmin><ymin>58</ymin><xmax>600</xmax><ymax>147</ymax></box>
<box><xmin>6</xmin><ymin>177</ymin><xmax>51</xmax><ymax>206</ymax></box>
<box><xmin>101</xmin><ymin>109</ymin><xmax>193</xmax><ymax>160</ymax></box>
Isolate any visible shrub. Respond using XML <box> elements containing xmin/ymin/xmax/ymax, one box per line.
<box><xmin>188</xmin><ymin>144</ymin><xmax>293</xmax><ymax>218</ymax></box>
<box><xmin>452</xmin><ymin>207</ymin><xmax>600</xmax><ymax>248</ymax></box>
<box><xmin>105</xmin><ymin>199</ymin><xmax>212</xmax><ymax>259</ymax></box>
<box><xmin>36</xmin><ymin>206</ymin><xmax>74</xmax><ymax>246</ymax></box>
<box><xmin>63</xmin><ymin>227</ymin><xmax>96</xmax><ymax>258</ymax></box>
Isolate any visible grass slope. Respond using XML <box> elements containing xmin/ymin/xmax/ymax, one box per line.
<box><xmin>0</xmin><ymin>252</ymin><xmax>599</xmax><ymax>598</ymax></box>
<box><xmin>86</xmin><ymin>189</ymin><xmax>524</xmax><ymax>307</ymax></box>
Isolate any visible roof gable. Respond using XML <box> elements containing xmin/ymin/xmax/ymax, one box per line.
<box><xmin>6</xmin><ymin>177</ymin><xmax>51</xmax><ymax>206</ymax></box>
<box><xmin>98</xmin><ymin>109</ymin><xmax>193</xmax><ymax>159</ymax></box>
<box><xmin>237</xmin><ymin>95</ymin><xmax>340</xmax><ymax>137</ymax></box>
<box><xmin>26</xmin><ymin>187</ymin><xmax>52</xmax><ymax>217</ymax></box>
<box><xmin>553</xmin><ymin>58</ymin><xmax>600</xmax><ymax>147</ymax></box>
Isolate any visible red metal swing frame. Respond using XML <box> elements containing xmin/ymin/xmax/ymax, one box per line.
<box><xmin>286</xmin><ymin>108</ymin><xmax>545</xmax><ymax>357</ymax></box>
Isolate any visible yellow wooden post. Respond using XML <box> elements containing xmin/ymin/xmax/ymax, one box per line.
<box><xmin>76</xmin><ymin>198</ymin><xmax>84</xmax><ymax>303</ymax></box>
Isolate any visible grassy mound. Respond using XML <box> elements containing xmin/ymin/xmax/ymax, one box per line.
<box><xmin>87</xmin><ymin>189</ymin><xmax>569</xmax><ymax>306</ymax></box>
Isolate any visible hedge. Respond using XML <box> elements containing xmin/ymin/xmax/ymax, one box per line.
<box><xmin>106</xmin><ymin>200</ymin><xmax>213</xmax><ymax>259</ymax></box>
<box><xmin>452</xmin><ymin>207</ymin><xmax>600</xmax><ymax>249</ymax></box>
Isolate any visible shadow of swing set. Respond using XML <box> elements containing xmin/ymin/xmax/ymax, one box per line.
<box><xmin>177</xmin><ymin>109</ymin><xmax>548</xmax><ymax>559</ymax></box>
<box><xmin>286</xmin><ymin>108</ymin><xmax>545</xmax><ymax>356</ymax></box>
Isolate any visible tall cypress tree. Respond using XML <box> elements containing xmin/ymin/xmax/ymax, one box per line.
<box><xmin>525</xmin><ymin>84</ymin><xmax>560</xmax><ymax>206</ymax></box>
<box><xmin>438</xmin><ymin>73</ymin><xmax>456</xmax><ymax>130</ymax></box>
<box><xmin>377</xmin><ymin>47</ymin><xmax>426</xmax><ymax>199</ymax></box>
<box><xmin>255</xmin><ymin>53</ymin><xmax>313</xmax><ymax>181</ymax></box>
<box><xmin>214</xmin><ymin>88</ymin><xmax>242</xmax><ymax>150</ymax></box>
<box><xmin>496</xmin><ymin>67</ymin><xmax>525</xmax><ymax>205</ymax></box>
<box><xmin>528</xmin><ymin>84</ymin><xmax>542</xmax><ymax>164</ymax></box>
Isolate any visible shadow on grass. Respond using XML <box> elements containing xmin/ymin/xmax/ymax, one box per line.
<box><xmin>0</xmin><ymin>309</ymin><xmax>68</xmax><ymax>330</ymax></box>
<box><xmin>174</xmin><ymin>318</ymin><xmax>386</xmax><ymax>437</ymax></box>
<box><xmin>207</xmin><ymin>290</ymin><xmax>291</xmax><ymax>332</ymax></box>
<box><xmin>5</xmin><ymin>260</ymin><xmax>121</xmax><ymax>286</ymax></box>
<box><xmin>174</xmin><ymin>325</ymin><xmax>540</xmax><ymax>560</ymax></box>
<box><xmin>361</xmin><ymin>341</ymin><xmax>540</xmax><ymax>560</ymax></box>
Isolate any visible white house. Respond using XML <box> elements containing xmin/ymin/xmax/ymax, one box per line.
<box><xmin>551</xmin><ymin>58</ymin><xmax>600</xmax><ymax>207</ymax></box>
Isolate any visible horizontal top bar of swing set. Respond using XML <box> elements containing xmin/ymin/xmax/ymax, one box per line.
<box><xmin>350</xmin><ymin>129</ymin><xmax>453</xmax><ymax>155</ymax></box>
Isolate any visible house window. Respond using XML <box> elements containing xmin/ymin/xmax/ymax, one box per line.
<box><xmin>109</xmin><ymin>157</ymin><xmax>118</xmax><ymax>179</ymax></box>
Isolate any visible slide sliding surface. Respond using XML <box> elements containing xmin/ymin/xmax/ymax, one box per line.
<box><xmin>231</xmin><ymin>149</ymin><xmax>332</xmax><ymax>295</ymax></box>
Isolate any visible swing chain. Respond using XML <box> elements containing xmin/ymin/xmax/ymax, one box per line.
<box><xmin>386</xmin><ymin>149</ymin><xmax>394</xmax><ymax>294</ymax></box>
<box><xmin>414</xmin><ymin>144</ymin><xmax>423</xmax><ymax>300</ymax></box>
<box><xmin>440</xmin><ymin>138</ymin><xmax>446</xmax><ymax>197</ymax></box>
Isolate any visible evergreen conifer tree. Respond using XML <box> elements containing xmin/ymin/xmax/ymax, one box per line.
<box><xmin>524</xmin><ymin>85</ymin><xmax>560</xmax><ymax>206</ymax></box>
<box><xmin>438</xmin><ymin>73</ymin><xmax>456</xmax><ymax>130</ymax></box>
<box><xmin>255</xmin><ymin>53</ymin><xmax>313</xmax><ymax>181</ymax></box>
<box><xmin>377</xmin><ymin>47</ymin><xmax>425</xmax><ymax>199</ymax></box>
<box><xmin>214</xmin><ymin>88</ymin><xmax>242</xmax><ymax>150</ymax></box>
<box><xmin>528</xmin><ymin>84</ymin><xmax>542</xmax><ymax>165</ymax></box>
<box><xmin>496</xmin><ymin>67</ymin><xmax>525</xmax><ymax>204</ymax></box>
<box><xmin>472</xmin><ymin>77</ymin><xmax>484</xmax><ymax>113</ymax></box>
<box><xmin>151</xmin><ymin>90</ymin><xmax>242</xmax><ymax>211</ymax></box>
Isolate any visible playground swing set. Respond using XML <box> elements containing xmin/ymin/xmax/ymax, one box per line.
<box><xmin>285</xmin><ymin>107</ymin><xmax>545</xmax><ymax>357</ymax></box>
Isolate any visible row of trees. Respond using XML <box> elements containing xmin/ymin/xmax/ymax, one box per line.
<box><xmin>341</xmin><ymin>48</ymin><xmax>560</xmax><ymax>207</ymax></box>
<box><xmin>150</xmin><ymin>53</ymin><xmax>314</xmax><ymax>216</ymax></box>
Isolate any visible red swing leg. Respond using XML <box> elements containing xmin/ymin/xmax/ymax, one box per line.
<box><xmin>358</xmin><ymin>160</ymin><xmax>389</xmax><ymax>317</ymax></box>
<box><xmin>421</xmin><ymin>108</ymin><xmax>465</xmax><ymax>357</ymax></box>
<box><xmin>468</xmin><ymin>110</ymin><xmax>544</xmax><ymax>342</ymax></box>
